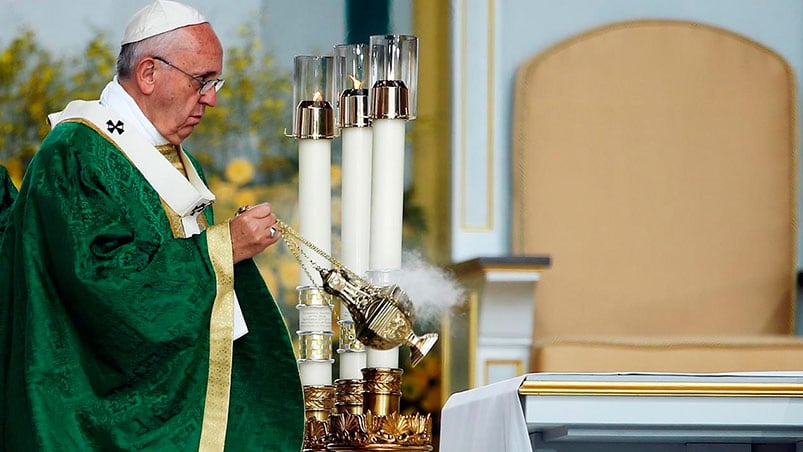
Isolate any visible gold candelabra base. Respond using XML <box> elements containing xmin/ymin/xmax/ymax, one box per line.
<box><xmin>302</xmin><ymin>368</ymin><xmax>433</xmax><ymax>452</ymax></box>
<box><xmin>327</xmin><ymin>411</ymin><xmax>433</xmax><ymax>451</ymax></box>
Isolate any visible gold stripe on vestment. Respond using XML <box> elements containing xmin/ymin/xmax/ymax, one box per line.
<box><xmin>156</xmin><ymin>144</ymin><xmax>208</xmax><ymax>238</ymax></box>
<box><xmin>198</xmin><ymin>221</ymin><xmax>235</xmax><ymax>451</ymax></box>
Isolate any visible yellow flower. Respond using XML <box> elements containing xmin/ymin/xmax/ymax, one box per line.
<box><xmin>225</xmin><ymin>158</ymin><xmax>255</xmax><ymax>185</ymax></box>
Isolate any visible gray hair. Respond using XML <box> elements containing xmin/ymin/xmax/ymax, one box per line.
<box><xmin>116</xmin><ymin>32</ymin><xmax>175</xmax><ymax>80</ymax></box>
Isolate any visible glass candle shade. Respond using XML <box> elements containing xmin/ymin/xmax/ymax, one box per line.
<box><xmin>291</xmin><ymin>55</ymin><xmax>337</xmax><ymax>139</ymax></box>
<box><xmin>368</xmin><ymin>35</ymin><xmax>418</xmax><ymax>120</ymax></box>
<box><xmin>334</xmin><ymin>43</ymin><xmax>370</xmax><ymax>128</ymax></box>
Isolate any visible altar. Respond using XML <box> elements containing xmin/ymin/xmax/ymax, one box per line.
<box><xmin>440</xmin><ymin>372</ymin><xmax>803</xmax><ymax>452</ymax></box>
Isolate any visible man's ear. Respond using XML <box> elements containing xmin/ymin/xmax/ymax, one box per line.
<box><xmin>135</xmin><ymin>57</ymin><xmax>157</xmax><ymax>95</ymax></box>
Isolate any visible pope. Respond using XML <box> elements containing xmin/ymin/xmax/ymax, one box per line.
<box><xmin>0</xmin><ymin>1</ymin><xmax>304</xmax><ymax>450</ymax></box>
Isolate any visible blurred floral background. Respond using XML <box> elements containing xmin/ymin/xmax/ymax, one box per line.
<box><xmin>0</xmin><ymin>23</ymin><xmax>443</xmax><ymax>439</ymax></box>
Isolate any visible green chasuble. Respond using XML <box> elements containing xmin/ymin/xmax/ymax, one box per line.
<box><xmin>0</xmin><ymin>165</ymin><xmax>17</xmax><ymax>242</ymax></box>
<box><xmin>0</xmin><ymin>122</ymin><xmax>304</xmax><ymax>450</ymax></box>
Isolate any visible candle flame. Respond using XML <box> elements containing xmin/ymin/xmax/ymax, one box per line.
<box><xmin>348</xmin><ymin>75</ymin><xmax>362</xmax><ymax>90</ymax></box>
<box><xmin>313</xmin><ymin>91</ymin><xmax>323</xmax><ymax>102</ymax></box>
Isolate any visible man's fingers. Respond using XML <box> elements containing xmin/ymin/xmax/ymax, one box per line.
<box><xmin>244</xmin><ymin>202</ymin><xmax>272</xmax><ymax>219</ymax></box>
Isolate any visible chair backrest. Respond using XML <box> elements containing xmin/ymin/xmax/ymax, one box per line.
<box><xmin>511</xmin><ymin>20</ymin><xmax>798</xmax><ymax>339</ymax></box>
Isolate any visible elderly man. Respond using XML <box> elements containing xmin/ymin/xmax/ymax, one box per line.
<box><xmin>0</xmin><ymin>1</ymin><xmax>303</xmax><ymax>450</ymax></box>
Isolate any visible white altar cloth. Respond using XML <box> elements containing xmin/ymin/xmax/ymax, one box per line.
<box><xmin>440</xmin><ymin>372</ymin><xmax>803</xmax><ymax>452</ymax></box>
<box><xmin>440</xmin><ymin>375</ymin><xmax>531</xmax><ymax>452</ymax></box>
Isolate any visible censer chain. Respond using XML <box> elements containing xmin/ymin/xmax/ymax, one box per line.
<box><xmin>274</xmin><ymin>219</ymin><xmax>371</xmax><ymax>291</ymax></box>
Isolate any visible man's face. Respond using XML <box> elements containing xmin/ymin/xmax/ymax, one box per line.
<box><xmin>146</xmin><ymin>23</ymin><xmax>223</xmax><ymax>145</ymax></box>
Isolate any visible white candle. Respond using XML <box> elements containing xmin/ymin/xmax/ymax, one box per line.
<box><xmin>340</xmin><ymin>125</ymin><xmax>373</xmax><ymax>311</ymax></box>
<box><xmin>367</xmin><ymin>347</ymin><xmax>400</xmax><ymax>369</ymax></box>
<box><xmin>338</xmin><ymin>123</ymin><xmax>372</xmax><ymax>379</ymax></box>
<box><xmin>299</xmin><ymin>360</ymin><xmax>333</xmax><ymax>386</ymax></box>
<box><xmin>368</xmin><ymin>118</ymin><xmax>406</xmax><ymax>271</ymax></box>
<box><xmin>367</xmin><ymin>117</ymin><xmax>407</xmax><ymax>369</ymax></box>
<box><xmin>298</xmin><ymin>137</ymin><xmax>333</xmax><ymax>388</ymax></box>
<box><xmin>339</xmin><ymin>350</ymin><xmax>367</xmax><ymax>380</ymax></box>
<box><xmin>298</xmin><ymin>138</ymin><xmax>332</xmax><ymax>287</ymax></box>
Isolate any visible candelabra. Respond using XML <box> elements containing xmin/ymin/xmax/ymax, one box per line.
<box><xmin>289</xmin><ymin>35</ymin><xmax>433</xmax><ymax>452</ymax></box>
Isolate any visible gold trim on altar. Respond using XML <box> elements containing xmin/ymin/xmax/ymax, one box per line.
<box><xmin>519</xmin><ymin>380</ymin><xmax>803</xmax><ymax>397</ymax></box>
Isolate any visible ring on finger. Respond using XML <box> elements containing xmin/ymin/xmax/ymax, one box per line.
<box><xmin>269</xmin><ymin>226</ymin><xmax>277</xmax><ymax>238</ymax></box>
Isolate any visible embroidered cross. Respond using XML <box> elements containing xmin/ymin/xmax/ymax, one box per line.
<box><xmin>189</xmin><ymin>201</ymin><xmax>213</xmax><ymax>215</ymax></box>
<box><xmin>106</xmin><ymin>119</ymin><xmax>125</xmax><ymax>134</ymax></box>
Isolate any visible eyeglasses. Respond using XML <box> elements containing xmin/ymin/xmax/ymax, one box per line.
<box><xmin>153</xmin><ymin>56</ymin><xmax>225</xmax><ymax>95</ymax></box>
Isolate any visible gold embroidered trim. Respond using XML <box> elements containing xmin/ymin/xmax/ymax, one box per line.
<box><xmin>198</xmin><ymin>221</ymin><xmax>235</xmax><ymax>451</ymax></box>
<box><xmin>156</xmin><ymin>144</ymin><xmax>208</xmax><ymax>237</ymax></box>
<box><xmin>161</xmin><ymin>199</ymin><xmax>187</xmax><ymax>238</ymax></box>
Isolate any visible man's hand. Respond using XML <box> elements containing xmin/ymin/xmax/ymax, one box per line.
<box><xmin>230</xmin><ymin>202</ymin><xmax>281</xmax><ymax>263</ymax></box>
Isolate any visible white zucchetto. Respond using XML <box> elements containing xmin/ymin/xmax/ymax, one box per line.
<box><xmin>121</xmin><ymin>0</ymin><xmax>208</xmax><ymax>45</ymax></box>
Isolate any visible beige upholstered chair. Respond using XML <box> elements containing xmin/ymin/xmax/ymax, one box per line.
<box><xmin>512</xmin><ymin>20</ymin><xmax>803</xmax><ymax>372</ymax></box>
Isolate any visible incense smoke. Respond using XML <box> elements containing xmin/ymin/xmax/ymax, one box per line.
<box><xmin>391</xmin><ymin>250</ymin><xmax>467</xmax><ymax>328</ymax></box>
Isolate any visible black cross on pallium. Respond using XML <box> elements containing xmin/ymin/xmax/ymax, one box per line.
<box><xmin>106</xmin><ymin>119</ymin><xmax>124</xmax><ymax>134</ymax></box>
<box><xmin>189</xmin><ymin>201</ymin><xmax>213</xmax><ymax>215</ymax></box>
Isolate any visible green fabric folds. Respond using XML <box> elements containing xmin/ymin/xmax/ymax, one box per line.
<box><xmin>0</xmin><ymin>165</ymin><xmax>17</xmax><ymax>240</ymax></box>
<box><xmin>0</xmin><ymin>123</ymin><xmax>304</xmax><ymax>451</ymax></box>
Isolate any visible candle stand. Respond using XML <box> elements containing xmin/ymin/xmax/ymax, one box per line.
<box><xmin>289</xmin><ymin>35</ymin><xmax>433</xmax><ymax>452</ymax></box>
<box><xmin>327</xmin><ymin>368</ymin><xmax>433</xmax><ymax>451</ymax></box>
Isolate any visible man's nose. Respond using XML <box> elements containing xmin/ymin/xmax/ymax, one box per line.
<box><xmin>200</xmin><ymin>89</ymin><xmax>218</xmax><ymax>107</ymax></box>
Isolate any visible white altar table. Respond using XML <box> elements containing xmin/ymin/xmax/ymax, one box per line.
<box><xmin>440</xmin><ymin>372</ymin><xmax>803</xmax><ymax>452</ymax></box>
